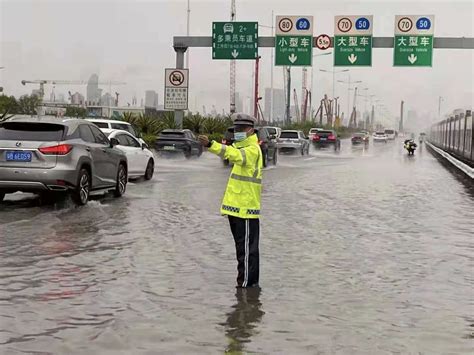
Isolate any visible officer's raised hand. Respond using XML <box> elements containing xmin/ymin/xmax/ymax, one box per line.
<box><xmin>198</xmin><ymin>135</ymin><xmax>210</xmax><ymax>147</ymax></box>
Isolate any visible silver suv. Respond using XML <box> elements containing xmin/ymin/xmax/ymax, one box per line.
<box><xmin>0</xmin><ymin>117</ymin><xmax>128</xmax><ymax>205</ymax></box>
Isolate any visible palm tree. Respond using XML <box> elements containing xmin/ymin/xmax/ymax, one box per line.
<box><xmin>184</xmin><ymin>113</ymin><xmax>206</xmax><ymax>133</ymax></box>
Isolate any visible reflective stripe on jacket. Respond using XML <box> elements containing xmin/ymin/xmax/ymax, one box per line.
<box><xmin>208</xmin><ymin>134</ymin><xmax>262</xmax><ymax>219</ymax></box>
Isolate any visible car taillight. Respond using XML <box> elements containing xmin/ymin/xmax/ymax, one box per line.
<box><xmin>39</xmin><ymin>144</ymin><xmax>73</xmax><ymax>155</ymax></box>
<box><xmin>328</xmin><ymin>135</ymin><xmax>336</xmax><ymax>140</ymax></box>
<box><xmin>313</xmin><ymin>135</ymin><xmax>320</xmax><ymax>140</ymax></box>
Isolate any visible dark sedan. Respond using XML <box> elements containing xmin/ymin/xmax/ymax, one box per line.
<box><xmin>155</xmin><ymin>129</ymin><xmax>203</xmax><ymax>158</ymax></box>
<box><xmin>312</xmin><ymin>130</ymin><xmax>341</xmax><ymax>150</ymax></box>
<box><xmin>351</xmin><ymin>132</ymin><xmax>370</xmax><ymax>145</ymax></box>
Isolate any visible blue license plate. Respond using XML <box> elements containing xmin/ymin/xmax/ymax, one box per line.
<box><xmin>6</xmin><ymin>151</ymin><xmax>32</xmax><ymax>162</ymax></box>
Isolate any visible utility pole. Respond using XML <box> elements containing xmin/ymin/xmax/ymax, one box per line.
<box><xmin>399</xmin><ymin>100</ymin><xmax>404</xmax><ymax>133</ymax></box>
<box><xmin>438</xmin><ymin>96</ymin><xmax>444</xmax><ymax>120</ymax></box>
<box><xmin>254</xmin><ymin>56</ymin><xmax>261</xmax><ymax>120</ymax></box>
<box><xmin>229</xmin><ymin>0</ymin><xmax>236</xmax><ymax>114</ymax></box>
<box><xmin>270</xmin><ymin>10</ymin><xmax>274</xmax><ymax>123</ymax></box>
<box><xmin>186</xmin><ymin>0</ymin><xmax>190</xmax><ymax>69</ymax></box>
<box><xmin>285</xmin><ymin>67</ymin><xmax>291</xmax><ymax>124</ymax></box>
<box><xmin>301</xmin><ymin>67</ymin><xmax>307</xmax><ymax>121</ymax></box>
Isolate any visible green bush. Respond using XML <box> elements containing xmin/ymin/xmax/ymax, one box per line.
<box><xmin>208</xmin><ymin>132</ymin><xmax>224</xmax><ymax>143</ymax></box>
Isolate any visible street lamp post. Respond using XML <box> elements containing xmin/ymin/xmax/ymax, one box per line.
<box><xmin>338</xmin><ymin>75</ymin><xmax>362</xmax><ymax>124</ymax></box>
<box><xmin>309</xmin><ymin>52</ymin><xmax>331</xmax><ymax>119</ymax></box>
<box><xmin>438</xmin><ymin>96</ymin><xmax>444</xmax><ymax>121</ymax></box>
<box><xmin>319</xmin><ymin>68</ymin><xmax>349</xmax><ymax>118</ymax></box>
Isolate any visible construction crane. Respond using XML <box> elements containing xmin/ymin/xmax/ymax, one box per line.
<box><xmin>229</xmin><ymin>0</ymin><xmax>236</xmax><ymax>113</ymax></box>
<box><xmin>293</xmin><ymin>88</ymin><xmax>300</xmax><ymax>122</ymax></box>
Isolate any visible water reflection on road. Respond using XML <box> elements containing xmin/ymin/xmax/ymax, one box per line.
<box><xmin>1</xmin><ymin>139</ymin><xmax>473</xmax><ymax>354</ymax></box>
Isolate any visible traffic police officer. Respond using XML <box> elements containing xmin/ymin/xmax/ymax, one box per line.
<box><xmin>198</xmin><ymin>113</ymin><xmax>262</xmax><ymax>288</ymax></box>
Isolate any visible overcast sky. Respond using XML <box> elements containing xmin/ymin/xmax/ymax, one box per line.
<box><xmin>1</xmin><ymin>0</ymin><xmax>473</xmax><ymax>124</ymax></box>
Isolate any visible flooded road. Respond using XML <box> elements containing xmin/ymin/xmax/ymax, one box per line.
<box><xmin>1</xmin><ymin>139</ymin><xmax>473</xmax><ymax>354</ymax></box>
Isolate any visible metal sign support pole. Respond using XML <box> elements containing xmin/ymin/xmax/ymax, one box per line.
<box><xmin>174</xmin><ymin>46</ymin><xmax>187</xmax><ymax>128</ymax></box>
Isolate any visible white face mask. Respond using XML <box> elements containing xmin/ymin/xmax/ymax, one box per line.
<box><xmin>234</xmin><ymin>132</ymin><xmax>247</xmax><ymax>141</ymax></box>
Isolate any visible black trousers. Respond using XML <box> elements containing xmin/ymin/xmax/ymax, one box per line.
<box><xmin>228</xmin><ymin>216</ymin><xmax>260</xmax><ymax>287</ymax></box>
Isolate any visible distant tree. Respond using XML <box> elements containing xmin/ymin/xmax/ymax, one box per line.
<box><xmin>65</xmin><ymin>106</ymin><xmax>87</xmax><ymax>118</ymax></box>
<box><xmin>0</xmin><ymin>95</ymin><xmax>19</xmax><ymax>121</ymax></box>
<box><xmin>16</xmin><ymin>94</ymin><xmax>41</xmax><ymax>115</ymax></box>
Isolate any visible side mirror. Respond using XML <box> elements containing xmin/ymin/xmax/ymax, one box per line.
<box><xmin>141</xmin><ymin>143</ymin><xmax>148</xmax><ymax>150</ymax></box>
<box><xmin>269</xmin><ymin>134</ymin><xmax>276</xmax><ymax>140</ymax></box>
<box><xmin>110</xmin><ymin>137</ymin><xmax>119</xmax><ymax>147</ymax></box>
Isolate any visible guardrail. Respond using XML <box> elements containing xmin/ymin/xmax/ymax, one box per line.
<box><xmin>428</xmin><ymin>109</ymin><xmax>473</xmax><ymax>168</ymax></box>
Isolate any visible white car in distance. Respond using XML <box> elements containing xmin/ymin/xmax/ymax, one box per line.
<box><xmin>373</xmin><ymin>131</ymin><xmax>388</xmax><ymax>143</ymax></box>
<box><xmin>108</xmin><ymin>130</ymin><xmax>155</xmax><ymax>180</ymax></box>
<box><xmin>87</xmin><ymin>119</ymin><xmax>146</xmax><ymax>145</ymax></box>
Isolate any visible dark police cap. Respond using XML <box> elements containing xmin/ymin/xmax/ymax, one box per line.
<box><xmin>232</xmin><ymin>113</ymin><xmax>257</xmax><ymax>127</ymax></box>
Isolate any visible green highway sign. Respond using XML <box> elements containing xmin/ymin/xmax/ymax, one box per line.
<box><xmin>275</xmin><ymin>35</ymin><xmax>313</xmax><ymax>66</ymax></box>
<box><xmin>275</xmin><ymin>16</ymin><xmax>313</xmax><ymax>66</ymax></box>
<box><xmin>394</xmin><ymin>15</ymin><xmax>434</xmax><ymax>67</ymax></box>
<box><xmin>212</xmin><ymin>22</ymin><xmax>258</xmax><ymax>60</ymax></box>
<box><xmin>334</xmin><ymin>16</ymin><xmax>373</xmax><ymax>66</ymax></box>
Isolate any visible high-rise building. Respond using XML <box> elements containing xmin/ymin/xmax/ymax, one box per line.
<box><xmin>145</xmin><ymin>90</ymin><xmax>159</xmax><ymax>108</ymax></box>
<box><xmin>101</xmin><ymin>93</ymin><xmax>115</xmax><ymax>107</ymax></box>
<box><xmin>87</xmin><ymin>74</ymin><xmax>101</xmax><ymax>105</ymax></box>
<box><xmin>235</xmin><ymin>92</ymin><xmax>244</xmax><ymax>113</ymax></box>
<box><xmin>264</xmin><ymin>88</ymin><xmax>285</xmax><ymax>123</ymax></box>
<box><xmin>71</xmin><ymin>92</ymin><xmax>85</xmax><ymax>106</ymax></box>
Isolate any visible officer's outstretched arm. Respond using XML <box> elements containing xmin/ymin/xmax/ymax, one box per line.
<box><xmin>208</xmin><ymin>141</ymin><xmax>253</xmax><ymax>166</ymax></box>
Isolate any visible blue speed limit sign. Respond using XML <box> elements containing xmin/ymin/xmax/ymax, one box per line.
<box><xmin>355</xmin><ymin>17</ymin><xmax>370</xmax><ymax>30</ymax></box>
<box><xmin>416</xmin><ymin>17</ymin><xmax>431</xmax><ymax>30</ymax></box>
<box><xmin>296</xmin><ymin>18</ymin><xmax>310</xmax><ymax>30</ymax></box>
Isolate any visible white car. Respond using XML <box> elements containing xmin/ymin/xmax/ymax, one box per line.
<box><xmin>384</xmin><ymin>129</ymin><xmax>396</xmax><ymax>140</ymax></box>
<box><xmin>373</xmin><ymin>131</ymin><xmax>388</xmax><ymax>143</ymax></box>
<box><xmin>107</xmin><ymin>130</ymin><xmax>155</xmax><ymax>180</ymax></box>
<box><xmin>87</xmin><ymin>119</ymin><xmax>145</xmax><ymax>145</ymax></box>
<box><xmin>263</xmin><ymin>126</ymin><xmax>282</xmax><ymax>139</ymax></box>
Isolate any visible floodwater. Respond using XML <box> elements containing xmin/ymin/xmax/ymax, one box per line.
<box><xmin>1</xmin><ymin>139</ymin><xmax>473</xmax><ymax>354</ymax></box>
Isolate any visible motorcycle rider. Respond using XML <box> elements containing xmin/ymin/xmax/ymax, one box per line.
<box><xmin>404</xmin><ymin>139</ymin><xmax>417</xmax><ymax>155</ymax></box>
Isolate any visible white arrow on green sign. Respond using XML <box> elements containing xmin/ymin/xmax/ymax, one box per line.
<box><xmin>393</xmin><ymin>15</ymin><xmax>434</xmax><ymax>67</ymax></box>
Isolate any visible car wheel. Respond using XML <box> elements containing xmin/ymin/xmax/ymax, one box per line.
<box><xmin>0</xmin><ymin>191</ymin><xmax>5</xmax><ymax>202</ymax></box>
<box><xmin>72</xmin><ymin>168</ymin><xmax>90</xmax><ymax>206</ymax></box>
<box><xmin>197</xmin><ymin>146</ymin><xmax>203</xmax><ymax>157</ymax></box>
<box><xmin>273</xmin><ymin>150</ymin><xmax>278</xmax><ymax>165</ymax></box>
<box><xmin>114</xmin><ymin>163</ymin><xmax>127</xmax><ymax>197</ymax></box>
<box><xmin>144</xmin><ymin>159</ymin><xmax>154</xmax><ymax>180</ymax></box>
<box><xmin>184</xmin><ymin>149</ymin><xmax>192</xmax><ymax>159</ymax></box>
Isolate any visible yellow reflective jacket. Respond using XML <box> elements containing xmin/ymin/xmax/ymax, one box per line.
<box><xmin>208</xmin><ymin>134</ymin><xmax>262</xmax><ymax>219</ymax></box>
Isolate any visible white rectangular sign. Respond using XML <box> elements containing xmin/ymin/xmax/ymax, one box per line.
<box><xmin>164</xmin><ymin>68</ymin><xmax>189</xmax><ymax>110</ymax></box>
<box><xmin>276</xmin><ymin>16</ymin><xmax>314</xmax><ymax>36</ymax></box>
<box><xmin>395</xmin><ymin>15</ymin><xmax>434</xmax><ymax>35</ymax></box>
<box><xmin>165</xmin><ymin>87</ymin><xmax>188</xmax><ymax>110</ymax></box>
<box><xmin>334</xmin><ymin>15</ymin><xmax>373</xmax><ymax>35</ymax></box>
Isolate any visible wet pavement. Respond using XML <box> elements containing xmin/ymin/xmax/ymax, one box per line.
<box><xmin>1</xmin><ymin>139</ymin><xmax>473</xmax><ymax>354</ymax></box>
